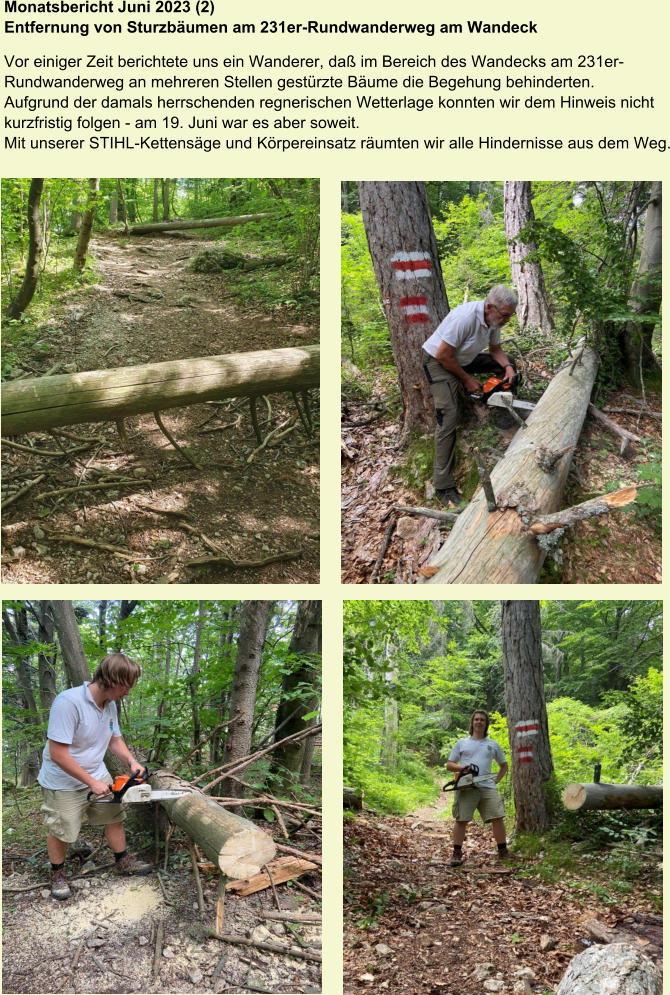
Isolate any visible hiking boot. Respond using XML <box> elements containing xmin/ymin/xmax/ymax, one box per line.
<box><xmin>436</xmin><ymin>487</ymin><xmax>462</xmax><ymax>508</ymax></box>
<box><xmin>113</xmin><ymin>853</ymin><xmax>153</xmax><ymax>876</ymax></box>
<box><xmin>51</xmin><ymin>867</ymin><xmax>72</xmax><ymax>900</ymax></box>
<box><xmin>450</xmin><ymin>852</ymin><xmax>464</xmax><ymax>867</ymax></box>
<box><xmin>497</xmin><ymin>847</ymin><xmax>519</xmax><ymax>862</ymax></box>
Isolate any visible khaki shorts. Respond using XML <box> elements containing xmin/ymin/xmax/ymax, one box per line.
<box><xmin>40</xmin><ymin>776</ymin><xmax>126</xmax><ymax>843</ymax></box>
<box><xmin>452</xmin><ymin>786</ymin><xmax>505</xmax><ymax>823</ymax></box>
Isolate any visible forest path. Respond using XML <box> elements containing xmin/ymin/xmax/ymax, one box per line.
<box><xmin>2</xmin><ymin>230</ymin><xmax>319</xmax><ymax>584</ymax></box>
<box><xmin>343</xmin><ymin>813</ymin><xmax>661</xmax><ymax>995</ymax></box>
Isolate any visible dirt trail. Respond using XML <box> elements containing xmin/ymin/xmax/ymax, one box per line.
<box><xmin>2</xmin><ymin>232</ymin><xmax>319</xmax><ymax>584</ymax></box>
<box><xmin>3</xmin><ymin>860</ymin><xmax>321</xmax><ymax>994</ymax></box>
<box><xmin>344</xmin><ymin>810</ymin><xmax>661</xmax><ymax>995</ymax></box>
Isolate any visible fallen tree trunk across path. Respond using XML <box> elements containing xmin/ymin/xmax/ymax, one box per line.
<box><xmin>562</xmin><ymin>782</ymin><xmax>662</xmax><ymax>811</ymax></box>
<box><xmin>150</xmin><ymin>770</ymin><xmax>276</xmax><ymax>878</ymax></box>
<box><xmin>126</xmin><ymin>213</ymin><xmax>275</xmax><ymax>235</ymax></box>
<box><xmin>1</xmin><ymin>345</ymin><xmax>319</xmax><ymax>436</ymax></box>
<box><xmin>420</xmin><ymin>344</ymin><xmax>600</xmax><ymax>584</ymax></box>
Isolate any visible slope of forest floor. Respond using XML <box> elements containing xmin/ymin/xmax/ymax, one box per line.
<box><xmin>341</xmin><ymin>367</ymin><xmax>661</xmax><ymax>585</ymax></box>
<box><xmin>343</xmin><ymin>807</ymin><xmax>661</xmax><ymax>995</ymax></box>
<box><xmin>2</xmin><ymin>231</ymin><xmax>319</xmax><ymax>584</ymax></box>
<box><xmin>2</xmin><ymin>788</ymin><xmax>322</xmax><ymax>995</ymax></box>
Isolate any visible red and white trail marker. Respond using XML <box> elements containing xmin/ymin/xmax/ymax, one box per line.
<box><xmin>515</xmin><ymin>719</ymin><xmax>539</xmax><ymax>738</ymax></box>
<box><xmin>391</xmin><ymin>251</ymin><xmax>432</xmax><ymax>279</ymax></box>
<box><xmin>400</xmin><ymin>296</ymin><xmax>429</xmax><ymax>323</ymax></box>
<box><xmin>516</xmin><ymin>745</ymin><xmax>534</xmax><ymax>764</ymax></box>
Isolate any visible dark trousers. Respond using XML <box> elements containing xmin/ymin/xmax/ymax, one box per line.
<box><xmin>422</xmin><ymin>351</ymin><xmax>515</xmax><ymax>489</ymax></box>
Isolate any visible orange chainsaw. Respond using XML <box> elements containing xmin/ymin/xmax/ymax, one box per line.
<box><xmin>87</xmin><ymin>767</ymin><xmax>190</xmax><ymax>804</ymax></box>
<box><xmin>469</xmin><ymin>372</ymin><xmax>520</xmax><ymax>403</ymax></box>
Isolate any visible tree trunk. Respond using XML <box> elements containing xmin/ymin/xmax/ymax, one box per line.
<box><xmin>357</xmin><ymin>181</ymin><xmax>450</xmax><ymax>440</ymax></box>
<box><xmin>501</xmin><ymin>600</ymin><xmax>554</xmax><ymax>833</ymax></box>
<box><xmin>153</xmin><ymin>179</ymin><xmax>160</xmax><ymax>222</ymax></box>
<box><xmin>265</xmin><ymin>601</ymin><xmax>321</xmax><ymax>792</ymax></box>
<box><xmin>562</xmin><ymin>782</ymin><xmax>662</xmax><ymax>811</ymax></box>
<box><xmin>127</xmin><ymin>213</ymin><xmax>274</xmax><ymax>235</ymax></box>
<box><xmin>109</xmin><ymin>197</ymin><xmax>118</xmax><ymax>224</ymax></box>
<box><xmin>621</xmin><ymin>181</ymin><xmax>662</xmax><ymax>382</ymax></box>
<box><xmin>74</xmin><ymin>178</ymin><xmax>100</xmax><ymax>270</ymax></box>
<box><xmin>162</xmin><ymin>178</ymin><xmax>170</xmax><ymax>221</ymax></box>
<box><xmin>2</xmin><ymin>345</ymin><xmax>319</xmax><ymax>436</ymax></box>
<box><xmin>379</xmin><ymin>639</ymin><xmax>398</xmax><ymax>771</ymax></box>
<box><xmin>7</xmin><ymin>179</ymin><xmax>44</xmax><ymax>319</ymax></box>
<box><xmin>2</xmin><ymin>606</ymin><xmax>42</xmax><ymax>785</ymax></box>
<box><xmin>37</xmin><ymin>602</ymin><xmax>57</xmax><ymax>713</ymax></box>
<box><xmin>556</xmin><ymin>944</ymin><xmax>661</xmax><ymax>995</ymax></box>
<box><xmin>420</xmin><ymin>344</ymin><xmax>599</xmax><ymax>584</ymax></box>
<box><xmin>49</xmin><ymin>601</ymin><xmax>91</xmax><ymax>685</ymax></box>
<box><xmin>223</xmin><ymin>601</ymin><xmax>274</xmax><ymax>799</ymax></box>
<box><xmin>98</xmin><ymin>600</ymin><xmax>108</xmax><ymax>651</ymax></box>
<box><xmin>503</xmin><ymin>181</ymin><xmax>554</xmax><ymax>332</ymax></box>
<box><xmin>150</xmin><ymin>770</ymin><xmax>275</xmax><ymax>878</ymax></box>
<box><xmin>189</xmin><ymin>601</ymin><xmax>205</xmax><ymax>764</ymax></box>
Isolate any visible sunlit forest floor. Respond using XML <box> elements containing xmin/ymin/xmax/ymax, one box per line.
<box><xmin>2</xmin><ymin>232</ymin><xmax>319</xmax><ymax>583</ymax></box>
<box><xmin>3</xmin><ymin>785</ymin><xmax>322</xmax><ymax>994</ymax></box>
<box><xmin>341</xmin><ymin>365</ymin><xmax>661</xmax><ymax>585</ymax></box>
<box><xmin>344</xmin><ymin>805</ymin><xmax>661</xmax><ymax>995</ymax></box>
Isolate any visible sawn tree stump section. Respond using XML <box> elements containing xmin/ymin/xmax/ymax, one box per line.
<box><xmin>151</xmin><ymin>770</ymin><xmax>276</xmax><ymax>879</ymax></box>
<box><xmin>562</xmin><ymin>782</ymin><xmax>663</xmax><ymax>811</ymax></box>
<box><xmin>1</xmin><ymin>345</ymin><xmax>319</xmax><ymax>436</ymax></box>
<box><xmin>420</xmin><ymin>344</ymin><xmax>599</xmax><ymax>584</ymax></box>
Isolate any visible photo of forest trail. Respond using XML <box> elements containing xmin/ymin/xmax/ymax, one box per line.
<box><xmin>341</xmin><ymin>181</ymin><xmax>661</xmax><ymax>584</ymax></box>
<box><xmin>2</xmin><ymin>178</ymin><xmax>319</xmax><ymax>584</ymax></box>
<box><xmin>343</xmin><ymin>600</ymin><xmax>662</xmax><ymax>995</ymax></box>
<box><xmin>3</xmin><ymin>599</ymin><xmax>322</xmax><ymax>995</ymax></box>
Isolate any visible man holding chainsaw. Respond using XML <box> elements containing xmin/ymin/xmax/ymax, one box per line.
<box><xmin>446</xmin><ymin>709</ymin><xmax>514</xmax><ymax>866</ymax></box>
<box><xmin>422</xmin><ymin>285</ymin><xmax>518</xmax><ymax>507</ymax></box>
<box><xmin>38</xmin><ymin>653</ymin><xmax>152</xmax><ymax>900</ymax></box>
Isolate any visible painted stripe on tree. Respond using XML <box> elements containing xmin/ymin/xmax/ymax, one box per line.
<box><xmin>400</xmin><ymin>295</ymin><xmax>429</xmax><ymax>323</ymax></box>
<box><xmin>391</xmin><ymin>251</ymin><xmax>432</xmax><ymax>279</ymax></box>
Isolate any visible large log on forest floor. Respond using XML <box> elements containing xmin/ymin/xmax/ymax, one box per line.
<box><xmin>562</xmin><ymin>782</ymin><xmax>662</xmax><ymax>811</ymax></box>
<box><xmin>127</xmin><ymin>213</ymin><xmax>275</xmax><ymax>235</ymax></box>
<box><xmin>420</xmin><ymin>344</ymin><xmax>600</xmax><ymax>584</ymax></box>
<box><xmin>151</xmin><ymin>770</ymin><xmax>276</xmax><ymax>878</ymax></box>
<box><xmin>1</xmin><ymin>345</ymin><xmax>319</xmax><ymax>436</ymax></box>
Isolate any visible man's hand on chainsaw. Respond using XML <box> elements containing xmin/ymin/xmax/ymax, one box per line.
<box><xmin>465</xmin><ymin>376</ymin><xmax>483</xmax><ymax>396</ymax></box>
<box><xmin>89</xmin><ymin>778</ymin><xmax>112</xmax><ymax>796</ymax></box>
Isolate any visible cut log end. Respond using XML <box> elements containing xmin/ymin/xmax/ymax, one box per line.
<box><xmin>219</xmin><ymin>827</ymin><xmax>276</xmax><ymax>879</ymax></box>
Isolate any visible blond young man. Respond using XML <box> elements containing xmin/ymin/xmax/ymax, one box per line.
<box><xmin>38</xmin><ymin>653</ymin><xmax>152</xmax><ymax>900</ymax></box>
<box><xmin>446</xmin><ymin>709</ymin><xmax>515</xmax><ymax>866</ymax></box>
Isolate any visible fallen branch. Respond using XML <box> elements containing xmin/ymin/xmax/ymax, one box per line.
<box><xmin>369</xmin><ymin>516</ymin><xmax>396</xmax><ymax>584</ymax></box>
<box><xmin>152</xmin><ymin>921</ymin><xmax>164</xmax><ymax>978</ymax></box>
<box><xmin>260</xmin><ymin>911</ymin><xmax>322</xmax><ymax>924</ymax></box>
<box><xmin>391</xmin><ymin>504</ymin><xmax>459</xmax><ymax>522</ymax></box>
<box><xmin>197</xmin><ymin>724</ymin><xmax>322</xmax><ymax>790</ymax></box>
<box><xmin>153</xmin><ymin>410</ymin><xmax>202</xmax><ymax>469</ymax></box>
<box><xmin>289</xmin><ymin>878</ymin><xmax>321</xmax><ymax>901</ymax></box>
<box><xmin>247</xmin><ymin>414</ymin><xmax>299</xmax><ymax>463</ymax></box>
<box><xmin>44</xmin><ymin>533</ymin><xmax>150</xmax><ymax>561</ymax></box>
<box><xmin>35</xmin><ymin>479</ymin><xmax>153</xmax><ymax>500</ymax></box>
<box><xmin>1</xmin><ymin>473</ymin><xmax>46</xmax><ymax>510</ymax></box>
<box><xmin>172</xmin><ymin>721</ymin><xmax>229</xmax><ymax>773</ymax></box>
<box><xmin>588</xmin><ymin>404</ymin><xmax>641</xmax><ymax>457</ymax></box>
<box><xmin>603</xmin><ymin>406</ymin><xmax>661</xmax><ymax>420</ymax></box>
<box><xmin>185</xmin><ymin>549</ymin><xmax>302</xmax><ymax>569</ymax></box>
<box><xmin>1</xmin><ymin>438</ymin><xmax>93</xmax><ymax>457</ymax></box>
<box><xmin>275</xmin><ymin>843</ymin><xmax>322</xmax><ymax>866</ymax></box>
<box><xmin>208</xmin><ymin>930</ymin><xmax>321</xmax><ymax>963</ymax></box>
<box><xmin>528</xmin><ymin>486</ymin><xmax>637</xmax><ymax>534</ymax></box>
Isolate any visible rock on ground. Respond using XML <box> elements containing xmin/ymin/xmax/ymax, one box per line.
<box><xmin>556</xmin><ymin>942</ymin><xmax>661</xmax><ymax>995</ymax></box>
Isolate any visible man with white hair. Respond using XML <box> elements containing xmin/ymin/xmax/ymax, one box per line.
<box><xmin>422</xmin><ymin>285</ymin><xmax>518</xmax><ymax>507</ymax></box>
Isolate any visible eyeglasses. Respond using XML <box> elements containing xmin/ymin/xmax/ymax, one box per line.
<box><xmin>490</xmin><ymin>304</ymin><xmax>516</xmax><ymax>322</ymax></box>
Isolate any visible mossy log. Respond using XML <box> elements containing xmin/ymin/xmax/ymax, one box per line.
<box><xmin>191</xmin><ymin>247</ymin><xmax>291</xmax><ymax>273</ymax></box>
<box><xmin>562</xmin><ymin>782</ymin><xmax>662</xmax><ymax>811</ymax></box>
<box><xmin>1</xmin><ymin>345</ymin><xmax>319</xmax><ymax>436</ymax></box>
<box><xmin>150</xmin><ymin>770</ymin><xmax>276</xmax><ymax>878</ymax></box>
<box><xmin>420</xmin><ymin>344</ymin><xmax>599</xmax><ymax>584</ymax></box>
<box><xmin>127</xmin><ymin>213</ymin><xmax>274</xmax><ymax>235</ymax></box>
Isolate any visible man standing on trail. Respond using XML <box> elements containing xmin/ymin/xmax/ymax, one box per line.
<box><xmin>421</xmin><ymin>285</ymin><xmax>518</xmax><ymax>508</ymax></box>
<box><xmin>38</xmin><ymin>653</ymin><xmax>152</xmax><ymax>900</ymax></box>
<box><xmin>446</xmin><ymin>709</ymin><xmax>514</xmax><ymax>866</ymax></box>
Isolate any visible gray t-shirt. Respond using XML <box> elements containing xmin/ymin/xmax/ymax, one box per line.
<box><xmin>37</xmin><ymin>682</ymin><xmax>121</xmax><ymax>790</ymax></box>
<box><xmin>448</xmin><ymin>735</ymin><xmax>506</xmax><ymax>788</ymax></box>
<box><xmin>422</xmin><ymin>300</ymin><xmax>501</xmax><ymax>365</ymax></box>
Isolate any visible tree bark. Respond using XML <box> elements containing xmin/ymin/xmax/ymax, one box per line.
<box><xmin>74</xmin><ymin>178</ymin><xmax>100</xmax><ymax>270</ymax></box>
<box><xmin>161</xmin><ymin>178</ymin><xmax>170</xmax><ymax>221</ymax></box>
<box><xmin>7</xmin><ymin>179</ymin><xmax>44</xmax><ymax>319</ymax></box>
<box><xmin>556</xmin><ymin>943</ymin><xmax>661</xmax><ymax>995</ymax></box>
<box><xmin>562</xmin><ymin>782</ymin><xmax>662</xmax><ymax>811</ymax></box>
<box><xmin>189</xmin><ymin>601</ymin><xmax>205</xmax><ymax>764</ymax></box>
<box><xmin>2</xmin><ymin>344</ymin><xmax>319</xmax><ymax>436</ymax></box>
<box><xmin>503</xmin><ymin>181</ymin><xmax>554</xmax><ymax>332</ymax></box>
<box><xmin>127</xmin><ymin>213</ymin><xmax>274</xmax><ymax>235</ymax></box>
<box><xmin>153</xmin><ymin>179</ymin><xmax>159</xmax><ymax>222</ymax></box>
<box><xmin>150</xmin><ymin>770</ymin><xmax>275</xmax><ymax>878</ymax></box>
<box><xmin>420</xmin><ymin>344</ymin><xmax>599</xmax><ymax>584</ymax></box>
<box><xmin>265</xmin><ymin>601</ymin><xmax>321</xmax><ymax>792</ymax></box>
<box><xmin>621</xmin><ymin>180</ymin><xmax>662</xmax><ymax>381</ymax></box>
<box><xmin>223</xmin><ymin>601</ymin><xmax>274</xmax><ymax>799</ymax></box>
<box><xmin>2</xmin><ymin>606</ymin><xmax>42</xmax><ymax>784</ymax></box>
<box><xmin>37</xmin><ymin>601</ymin><xmax>57</xmax><ymax>713</ymax></box>
<box><xmin>501</xmin><ymin>601</ymin><xmax>554</xmax><ymax>832</ymax></box>
<box><xmin>357</xmin><ymin>181</ymin><xmax>450</xmax><ymax>440</ymax></box>
<box><xmin>49</xmin><ymin>601</ymin><xmax>91</xmax><ymax>685</ymax></box>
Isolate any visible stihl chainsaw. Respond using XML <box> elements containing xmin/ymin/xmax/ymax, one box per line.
<box><xmin>470</xmin><ymin>372</ymin><xmax>522</xmax><ymax>403</ymax></box>
<box><xmin>87</xmin><ymin>766</ymin><xmax>190</xmax><ymax>804</ymax></box>
<box><xmin>442</xmin><ymin>763</ymin><xmax>490</xmax><ymax>792</ymax></box>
